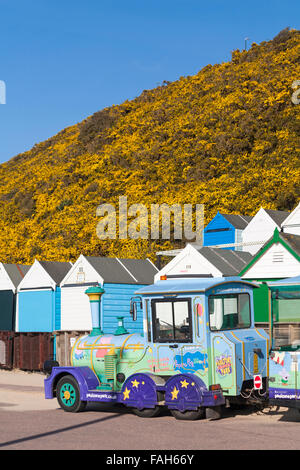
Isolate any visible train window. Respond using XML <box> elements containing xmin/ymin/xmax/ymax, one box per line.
<box><xmin>145</xmin><ymin>300</ymin><xmax>152</xmax><ymax>342</ymax></box>
<box><xmin>152</xmin><ymin>298</ymin><xmax>192</xmax><ymax>343</ymax></box>
<box><xmin>209</xmin><ymin>293</ymin><xmax>251</xmax><ymax>331</ymax></box>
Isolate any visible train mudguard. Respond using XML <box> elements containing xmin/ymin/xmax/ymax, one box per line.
<box><xmin>120</xmin><ymin>373</ymin><xmax>162</xmax><ymax>410</ymax></box>
<box><xmin>44</xmin><ymin>366</ymin><xmax>99</xmax><ymax>400</ymax></box>
<box><xmin>165</xmin><ymin>374</ymin><xmax>224</xmax><ymax>411</ymax></box>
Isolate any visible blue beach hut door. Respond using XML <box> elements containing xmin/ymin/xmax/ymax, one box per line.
<box><xmin>18</xmin><ymin>289</ymin><xmax>54</xmax><ymax>332</ymax></box>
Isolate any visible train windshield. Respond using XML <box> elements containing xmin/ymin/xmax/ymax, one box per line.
<box><xmin>151</xmin><ymin>298</ymin><xmax>192</xmax><ymax>342</ymax></box>
<box><xmin>209</xmin><ymin>293</ymin><xmax>251</xmax><ymax>331</ymax></box>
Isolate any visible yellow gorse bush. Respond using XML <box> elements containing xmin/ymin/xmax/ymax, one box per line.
<box><xmin>0</xmin><ymin>29</ymin><xmax>299</xmax><ymax>264</ymax></box>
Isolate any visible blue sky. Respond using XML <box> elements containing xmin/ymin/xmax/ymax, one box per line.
<box><xmin>0</xmin><ymin>0</ymin><xmax>299</xmax><ymax>163</ymax></box>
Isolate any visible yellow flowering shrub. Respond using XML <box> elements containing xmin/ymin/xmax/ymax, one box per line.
<box><xmin>0</xmin><ymin>29</ymin><xmax>299</xmax><ymax>264</ymax></box>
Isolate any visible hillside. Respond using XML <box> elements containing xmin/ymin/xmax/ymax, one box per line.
<box><xmin>0</xmin><ymin>28</ymin><xmax>299</xmax><ymax>264</ymax></box>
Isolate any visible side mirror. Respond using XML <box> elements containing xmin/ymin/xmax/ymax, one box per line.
<box><xmin>130</xmin><ymin>301</ymin><xmax>138</xmax><ymax>321</ymax></box>
<box><xmin>130</xmin><ymin>296</ymin><xmax>143</xmax><ymax>321</ymax></box>
<box><xmin>133</xmin><ymin>303</ymin><xmax>138</xmax><ymax>321</ymax></box>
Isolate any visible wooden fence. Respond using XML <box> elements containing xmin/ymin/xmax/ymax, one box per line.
<box><xmin>256</xmin><ymin>323</ymin><xmax>300</xmax><ymax>347</ymax></box>
<box><xmin>54</xmin><ymin>331</ymin><xmax>90</xmax><ymax>366</ymax></box>
<box><xmin>0</xmin><ymin>332</ymin><xmax>53</xmax><ymax>371</ymax></box>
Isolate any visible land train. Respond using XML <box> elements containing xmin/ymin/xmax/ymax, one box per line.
<box><xmin>43</xmin><ymin>276</ymin><xmax>300</xmax><ymax>420</ymax></box>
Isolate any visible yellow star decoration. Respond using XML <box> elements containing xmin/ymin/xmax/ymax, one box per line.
<box><xmin>171</xmin><ymin>386</ymin><xmax>179</xmax><ymax>400</ymax></box>
<box><xmin>131</xmin><ymin>379</ymin><xmax>140</xmax><ymax>388</ymax></box>
<box><xmin>180</xmin><ymin>379</ymin><xmax>189</xmax><ymax>389</ymax></box>
<box><xmin>123</xmin><ymin>387</ymin><xmax>131</xmax><ymax>400</ymax></box>
<box><xmin>142</xmin><ymin>381</ymin><xmax>145</xmax><ymax>385</ymax></box>
<box><xmin>191</xmin><ymin>382</ymin><xmax>195</xmax><ymax>386</ymax></box>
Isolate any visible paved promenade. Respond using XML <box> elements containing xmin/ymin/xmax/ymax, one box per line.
<box><xmin>1</xmin><ymin>369</ymin><xmax>300</xmax><ymax>450</ymax></box>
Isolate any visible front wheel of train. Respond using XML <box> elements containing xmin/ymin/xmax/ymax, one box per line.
<box><xmin>56</xmin><ymin>375</ymin><xmax>87</xmax><ymax>413</ymax></box>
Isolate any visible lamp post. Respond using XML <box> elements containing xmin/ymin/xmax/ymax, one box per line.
<box><xmin>85</xmin><ymin>286</ymin><xmax>105</xmax><ymax>336</ymax></box>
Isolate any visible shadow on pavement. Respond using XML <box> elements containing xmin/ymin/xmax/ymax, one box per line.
<box><xmin>61</xmin><ymin>401</ymin><xmax>300</xmax><ymax>422</ymax></box>
<box><xmin>259</xmin><ymin>405</ymin><xmax>300</xmax><ymax>422</ymax></box>
<box><xmin>2</xmin><ymin>401</ymin><xmax>299</xmax><ymax>449</ymax></box>
<box><xmin>86</xmin><ymin>402</ymin><xmax>174</xmax><ymax>418</ymax></box>
<box><xmin>0</xmin><ymin>402</ymin><xmax>17</xmax><ymax>408</ymax></box>
<box><xmin>222</xmin><ymin>404</ymin><xmax>300</xmax><ymax>422</ymax></box>
<box><xmin>0</xmin><ymin>411</ymin><xmax>124</xmax><ymax>449</ymax></box>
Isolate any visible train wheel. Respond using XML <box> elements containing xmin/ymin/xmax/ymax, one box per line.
<box><xmin>130</xmin><ymin>389</ymin><xmax>164</xmax><ymax>418</ymax></box>
<box><xmin>131</xmin><ymin>406</ymin><xmax>162</xmax><ymax>418</ymax></box>
<box><xmin>57</xmin><ymin>375</ymin><xmax>87</xmax><ymax>413</ymax></box>
<box><xmin>205</xmin><ymin>406</ymin><xmax>222</xmax><ymax>420</ymax></box>
<box><xmin>170</xmin><ymin>408</ymin><xmax>205</xmax><ymax>421</ymax></box>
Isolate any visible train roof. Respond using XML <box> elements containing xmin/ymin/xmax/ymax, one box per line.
<box><xmin>268</xmin><ymin>275</ymin><xmax>300</xmax><ymax>288</ymax></box>
<box><xmin>135</xmin><ymin>276</ymin><xmax>258</xmax><ymax>295</ymax></box>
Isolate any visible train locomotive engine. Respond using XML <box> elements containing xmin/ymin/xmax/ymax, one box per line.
<box><xmin>44</xmin><ymin>278</ymin><xmax>269</xmax><ymax>420</ymax></box>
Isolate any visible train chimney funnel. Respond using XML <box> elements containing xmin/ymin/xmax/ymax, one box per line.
<box><xmin>85</xmin><ymin>286</ymin><xmax>105</xmax><ymax>336</ymax></box>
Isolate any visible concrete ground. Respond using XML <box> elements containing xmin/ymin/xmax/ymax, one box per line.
<box><xmin>0</xmin><ymin>369</ymin><xmax>57</xmax><ymax>412</ymax></box>
<box><xmin>1</xmin><ymin>369</ymin><xmax>300</xmax><ymax>450</ymax></box>
<box><xmin>0</xmin><ymin>368</ymin><xmax>45</xmax><ymax>389</ymax></box>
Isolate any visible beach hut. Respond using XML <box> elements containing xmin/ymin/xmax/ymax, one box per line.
<box><xmin>155</xmin><ymin>243</ymin><xmax>252</xmax><ymax>282</ymax></box>
<box><xmin>59</xmin><ymin>255</ymin><xmax>159</xmax><ymax>335</ymax></box>
<box><xmin>281</xmin><ymin>202</ymin><xmax>300</xmax><ymax>236</ymax></box>
<box><xmin>203</xmin><ymin>212</ymin><xmax>252</xmax><ymax>251</ymax></box>
<box><xmin>240</xmin><ymin>229</ymin><xmax>300</xmax><ymax>282</ymax></box>
<box><xmin>16</xmin><ymin>260</ymin><xmax>72</xmax><ymax>332</ymax></box>
<box><xmin>0</xmin><ymin>263</ymin><xmax>30</xmax><ymax>331</ymax></box>
<box><xmin>240</xmin><ymin>228</ymin><xmax>300</xmax><ymax>324</ymax></box>
<box><xmin>242</xmin><ymin>207</ymin><xmax>290</xmax><ymax>255</ymax></box>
